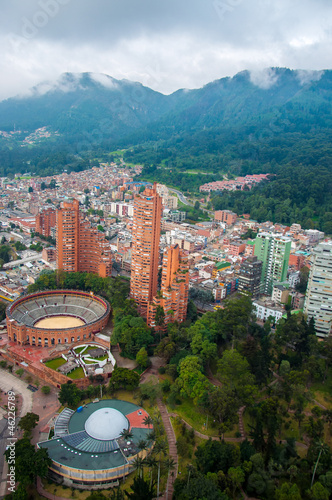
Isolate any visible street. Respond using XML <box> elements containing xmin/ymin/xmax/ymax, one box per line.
<box><xmin>0</xmin><ymin>370</ymin><xmax>33</xmax><ymax>499</ymax></box>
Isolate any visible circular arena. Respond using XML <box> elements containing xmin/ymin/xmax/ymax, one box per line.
<box><xmin>37</xmin><ymin>400</ymin><xmax>154</xmax><ymax>488</ymax></box>
<box><xmin>6</xmin><ymin>290</ymin><xmax>110</xmax><ymax>347</ymax></box>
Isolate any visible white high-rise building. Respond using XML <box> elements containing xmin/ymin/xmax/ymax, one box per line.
<box><xmin>304</xmin><ymin>241</ymin><xmax>332</xmax><ymax>337</ymax></box>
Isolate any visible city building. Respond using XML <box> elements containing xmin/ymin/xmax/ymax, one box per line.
<box><xmin>215</xmin><ymin>210</ymin><xmax>237</xmax><ymax>225</ymax></box>
<box><xmin>238</xmin><ymin>256</ymin><xmax>262</xmax><ymax>298</ymax></box>
<box><xmin>254</xmin><ymin>233</ymin><xmax>291</xmax><ymax>294</ymax></box>
<box><xmin>304</xmin><ymin>241</ymin><xmax>332</xmax><ymax>337</ymax></box>
<box><xmin>56</xmin><ymin>200</ymin><xmax>112</xmax><ymax>278</ymax></box>
<box><xmin>253</xmin><ymin>298</ymin><xmax>284</xmax><ymax>323</ymax></box>
<box><xmin>36</xmin><ymin>207</ymin><xmax>56</xmax><ymax>237</ymax></box>
<box><xmin>38</xmin><ymin>400</ymin><xmax>153</xmax><ymax>488</ymax></box>
<box><xmin>130</xmin><ymin>184</ymin><xmax>162</xmax><ymax>317</ymax></box>
<box><xmin>291</xmin><ymin>291</ymin><xmax>305</xmax><ymax>310</ymax></box>
<box><xmin>272</xmin><ymin>284</ymin><xmax>290</xmax><ymax>305</ymax></box>
<box><xmin>147</xmin><ymin>244</ymin><xmax>189</xmax><ymax>329</ymax></box>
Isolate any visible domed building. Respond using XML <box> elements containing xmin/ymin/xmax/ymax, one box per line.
<box><xmin>38</xmin><ymin>399</ymin><xmax>153</xmax><ymax>489</ymax></box>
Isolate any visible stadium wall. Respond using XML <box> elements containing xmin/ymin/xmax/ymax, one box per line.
<box><xmin>6</xmin><ymin>290</ymin><xmax>110</xmax><ymax>347</ymax></box>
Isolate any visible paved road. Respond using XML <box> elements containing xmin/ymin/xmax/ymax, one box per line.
<box><xmin>168</xmin><ymin>188</ymin><xmax>192</xmax><ymax>206</ymax></box>
<box><xmin>0</xmin><ymin>370</ymin><xmax>33</xmax><ymax>417</ymax></box>
<box><xmin>0</xmin><ymin>370</ymin><xmax>33</xmax><ymax>498</ymax></box>
<box><xmin>3</xmin><ymin>253</ymin><xmax>43</xmax><ymax>269</ymax></box>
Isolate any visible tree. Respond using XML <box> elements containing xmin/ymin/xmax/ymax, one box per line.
<box><xmin>136</xmin><ymin>347</ymin><xmax>149</xmax><ymax>370</ymax></box>
<box><xmin>126</xmin><ymin>476</ymin><xmax>154</xmax><ymax>500</ymax></box>
<box><xmin>173</xmin><ymin>472</ymin><xmax>226</xmax><ymax>500</ymax></box>
<box><xmin>120</xmin><ymin>428</ymin><xmax>133</xmax><ymax>440</ymax></box>
<box><xmin>177</xmin><ymin>355</ymin><xmax>211</xmax><ymax>404</ymax></box>
<box><xmin>217</xmin><ymin>349</ymin><xmax>257</xmax><ymax>405</ymax></box>
<box><xmin>195</xmin><ymin>439</ymin><xmax>238</xmax><ymax>475</ymax></box>
<box><xmin>15</xmin><ymin>368</ymin><xmax>24</xmax><ymax>378</ymax></box>
<box><xmin>18</xmin><ymin>412</ymin><xmax>39</xmax><ymax>435</ymax></box>
<box><xmin>154</xmin><ymin>439</ymin><xmax>167</xmax><ymax>498</ymax></box>
<box><xmin>189</xmin><ymin>287</ymin><xmax>214</xmax><ymax>308</ymax></box>
<box><xmin>227</xmin><ymin>466</ymin><xmax>245</xmax><ymax>499</ymax></box>
<box><xmin>311</xmin><ymin>442</ymin><xmax>331</xmax><ymax>487</ymax></box>
<box><xmin>41</xmin><ymin>385</ymin><xmax>51</xmax><ymax>395</ymax></box>
<box><xmin>143</xmin><ymin>415</ymin><xmax>153</xmax><ymax>429</ymax></box>
<box><xmin>155</xmin><ymin>305</ymin><xmax>166</xmax><ymax>335</ymax></box>
<box><xmin>86</xmin><ymin>493</ymin><xmax>107</xmax><ymax>500</ymax></box>
<box><xmin>58</xmin><ymin>382</ymin><xmax>82</xmax><ymax>407</ymax></box>
<box><xmin>109</xmin><ymin>367</ymin><xmax>140</xmax><ymax>392</ymax></box>
<box><xmin>206</xmin><ymin>386</ymin><xmax>238</xmax><ymax>439</ymax></box>
<box><xmin>28</xmin><ymin>186</ymin><xmax>33</xmax><ymax>193</ymax></box>
<box><xmin>275</xmin><ymin>482</ymin><xmax>302</xmax><ymax>500</ymax></box>
<box><xmin>310</xmin><ymin>482</ymin><xmax>330</xmax><ymax>500</ymax></box>
<box><xmin>296</xmin><ymin>266</ymin><xmax>310</xmax><ymax>293</ymax></box>
<box><xmin>4</xmin><ymin>438</ymin><xmax>51</xmax><ymax>486</ymax></box>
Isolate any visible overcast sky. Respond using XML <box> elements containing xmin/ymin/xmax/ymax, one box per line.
<box><xmin>1</xmin><ymin>0</ymin><xmax>331</xmax><ymax>100</ymax></box>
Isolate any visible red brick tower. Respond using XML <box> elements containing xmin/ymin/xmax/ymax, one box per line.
<box><xmin>130</xmin><ymin>184</ymin><xmax>162</xmax><ymax>317</ymax></box>
<box><xmin>56</xmin><ymin>200</ymin><xmax>112</xmax><ymax>277</ymax></box>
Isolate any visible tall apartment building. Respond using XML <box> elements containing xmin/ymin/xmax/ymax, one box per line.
<box><xmin>147</xmin><ymin>244</ymin><xmax>189</xmax><ymax>329</ymax></box>
<box><xmin>130</xmin><ymin>184</ymin><xmax>162</xmax><ymax>317</ymax></box>
<box><xmin>254</xmin><ymin>233</ymin><xmax>291</xmax><ymax>294</ymax></box>
<box><xmin>238</xmin><ymin>256</ymin><xmax>262</xmax><ymax>298</ymax></box>
<box><xmin>36</xmin><ymin>207</ymin><xmax>56</xmax><ymax>237</ymax></box>
<box><xmin>56</xmin><ymin>200</ymin><xmax>112</xmax><ymax>278</ymax></box>
<box><xmin>304</xmin><ymin>242</ymin><xmax>332</xmax><ymax>337</ymax></box>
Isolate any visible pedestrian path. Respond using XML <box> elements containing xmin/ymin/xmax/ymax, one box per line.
<box><xmin>157</xmin><ymin>399</ymin><xmax>178</xmax><ymax>500</ymax></box>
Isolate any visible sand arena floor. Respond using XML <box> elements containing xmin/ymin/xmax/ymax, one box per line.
<box><xmin>34</xmin><ymin>316</ymin><xmax>85</xmax><ymax>329</ymax></box>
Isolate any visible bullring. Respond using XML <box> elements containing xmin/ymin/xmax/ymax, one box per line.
<box><xmin>6</xmin><ymin>290</ymin><xmax>110</xmax><ymax>347</ymax></box>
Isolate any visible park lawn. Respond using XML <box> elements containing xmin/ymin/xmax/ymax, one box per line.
<box><xmin>169</xmin><ymin>398</ymin><xmax>219</xmax><ymax>437</ymax></box>
<box><xmin>243</xmin><ymin>408</ymin><xmax>305</xmax><ymax>444</ymax></box>
<box><xmin>310</xmin><ymin>369</ymin><xmax>332</xmax><ymax>409</ymax></box>
<box><xmin>44</xmin><ymin>480</ymin><xmax>116</xmax><ymax>499</ymax></box>
<box><xmin>112</xmin><ymin>389</ymin><xmax>137</xmax><ymax>404</ymax></box>
<box><xmin>44</xmin><ymin>357</ymin><xmax>66</xmax><ymax>370</ymax></box>
<box><xmin>171</xmin><ymin>416</ymin><xmax>206</xmax><ymax>475</ymax></box>
<box><xmin>68</xmin><ymin>367</ymin><xmax>85</xmax><ymax>379</ymax></box>
<box><xmin>280</xmin><ymin>414</ymin><xmax>302</xmax><ymax>442</ymax></box>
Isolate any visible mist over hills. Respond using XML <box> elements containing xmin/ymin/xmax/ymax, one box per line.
<box><xmin>0</xmin><ymin>68</ymin><xmax>331</xmax><ymax>142</ymax></box>
<box><xmin>0</xmin><ymin>67</ymin><xmax>331</xmax><ymax>231</ymax></box>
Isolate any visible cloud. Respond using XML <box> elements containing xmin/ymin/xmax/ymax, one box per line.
<box><xmin>89</xmin><ymin>73</ymin><xmax>119</xmax><ymax>90</ymax></box>
<box><xmin>295</xmin><ymin>69</ymin><xmax>325</xmax><ymax>85</ymax></box>
<box><xmin>0</xmin><ymin>0</ymin><xmax>331</xmax><ymax>100</ymax></box>
<box><xmin>249</xmin><ymin>68</ymin><xmax>280</xmax><ymax>89</ymax></box>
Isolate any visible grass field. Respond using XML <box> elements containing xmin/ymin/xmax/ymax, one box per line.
<box><xmin>44</xmin><ymin>357</ymin><xmax>66</xmax><ymax>370</ymax></box>
<box><xmin>73</xmin><ymin>346</ymin><xmax>86</xmax><ymax>354</ymax></box>
<box><xmin>168</xmin><ymin>398</ymin><xmax>220</xmax><ymax>437</ymax></box>
<box><xmin>171</xmin><ymin>416</ymin><xmax>206</xmax><ymax>474</ymax></box>
<box><xmin>67</xmin><ymin>367</ymin><xmax>85</xmax><ymax>379</ymax></box>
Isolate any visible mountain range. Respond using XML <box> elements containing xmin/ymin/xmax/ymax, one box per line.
<box><xmin>0</xmin><ymin>68</ymin><xmax>331</xmax><ymax>231</ymax></box>
<box><xmin>0</xmin><ymin>68</ymin><xmax>331</xmax><ymax>146</ymax></box>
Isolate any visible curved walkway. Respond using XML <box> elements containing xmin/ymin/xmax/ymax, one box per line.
<box><xmin>0</xmin><ymin>369</ymin><xmax>34</xmax><ymax>498</ymax></box>
<box><xmin>157</xmin><ymin>399</ymin><xmax>178</xmax><ymax>500</ymax></box>
<box><xmin>0</xmin><ymin>368</ymin><xmax>33</xmax><ymax>417</ymax></box>
<box><xmin>37</xmin><ymin>477</ymin><xmax>67</xmax><ymax>500</ymax></box>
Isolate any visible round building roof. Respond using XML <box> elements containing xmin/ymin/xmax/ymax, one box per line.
<box><xmin>85</xmin><ymin>408</ymin><xmax>128</xmax><ymax>441</ymax></box>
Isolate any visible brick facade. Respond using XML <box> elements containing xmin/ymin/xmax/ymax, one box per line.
<box><xmin>6</xmin><ymin>290</ymin><xmax>110</xmax><ymax>347</ymax></box>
